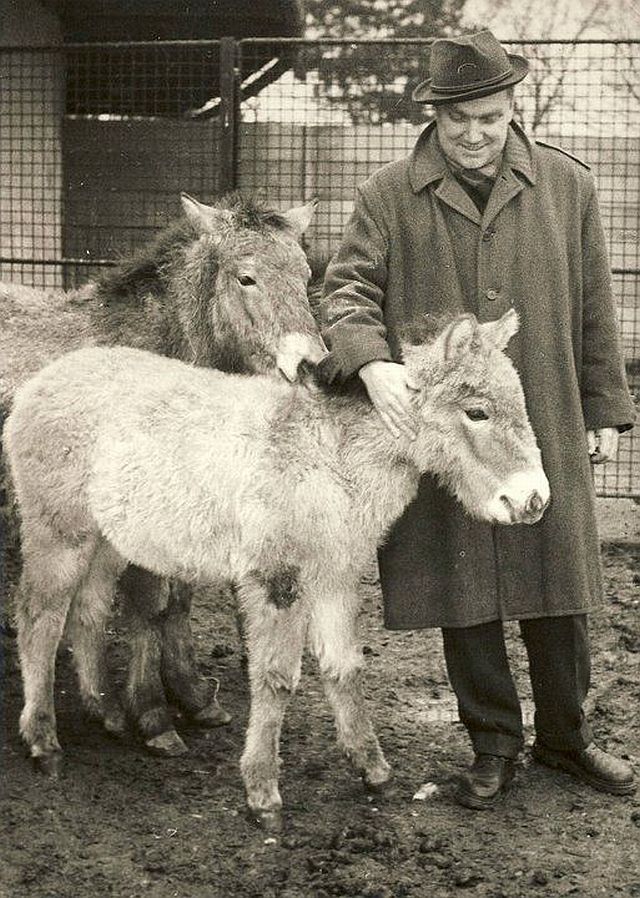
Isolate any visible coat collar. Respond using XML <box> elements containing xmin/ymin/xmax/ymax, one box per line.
<box><xmin>408</xmin><ymin>119</ymin><xmax>536</xmax><ymax>195</ymax></box>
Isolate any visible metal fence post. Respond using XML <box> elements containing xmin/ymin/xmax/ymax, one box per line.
<box><xmin>219</xmin><ymin>37</ymin><xmax>239</xmax><ymax>193</ymax></box>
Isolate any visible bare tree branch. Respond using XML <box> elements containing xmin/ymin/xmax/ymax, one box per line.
<box><xmin>504</xmin><ymin>0</ymin><xmax>608</xmax><ymax>132</ymax></box>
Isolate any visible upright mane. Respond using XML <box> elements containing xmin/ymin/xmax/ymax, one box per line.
<box><xmin>216</xmin><ymin>191</ymin><xmax>294</xmax><ymax>235</ymax></box>
<box><xmin>94</xmin><ymin>221</ymin><xmax>195</xmax><ymax>306</ymax></box>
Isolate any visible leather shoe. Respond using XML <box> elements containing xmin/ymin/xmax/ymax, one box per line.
<box><xmin>454</xmin><ymin>753</ymin><xmax>516</xmax><ymax>810</ymax></box>
<box><xmin>532</xmin><ymin>742</ymin><xmax>636</xmax><ymax>796</ymax></box>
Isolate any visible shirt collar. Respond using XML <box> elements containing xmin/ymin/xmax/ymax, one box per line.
<box><xmin>408</xmin><ymin>119</ymin><xmax>536</xmax><ymax>193</ymax></box>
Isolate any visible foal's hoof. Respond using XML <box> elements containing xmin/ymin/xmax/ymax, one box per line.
<box><xmin>191</xmin><ymin>701</ymin><xmax>232</xmax><ymax>728</ymax></box>
<box><xmin>363</xmin><ymin>766</ymin><xmax>394</xmax><ymax>793</ymax></box>
<box><xmin>33</xmin><ymin>750</ymin><xmax>63</xmax><ymax>778</ymax></box>
<box><xmin>145</xmin><ymin>729</ymin><xmax>189</xmax><ymax>757</ymax></box>
<box><xmin>251</xmin><ymin>809</ymin><xmax>284</xmax><ymax>834</ymax></box>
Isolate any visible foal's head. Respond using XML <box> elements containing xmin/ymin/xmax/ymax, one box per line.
<box><xmin>403</xmin><ymin>310</ymin><xmax>550</xmax><ymax>526</ymax></box>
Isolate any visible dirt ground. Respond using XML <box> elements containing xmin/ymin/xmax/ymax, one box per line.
<box><xmin>1</xmin><ymin>538</ymin><xmax>639</xmax><ymax>898</ymax></box>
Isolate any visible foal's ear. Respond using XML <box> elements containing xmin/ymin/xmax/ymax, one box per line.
<box><xmin>479</xmin><ymin>308</ymin><xmax>520</xmax><ymax>350</ymax></box>
<box><xmin>281</xmin><ymin>198</ymin><xmax>318</xmax><ymax>238</ymax></box>
<box><xmin>440</xmin><ymin>314</ymin><xmax>480</xmax><ymax>361</ymax></box>
<box><xmin>181</xmin><ymin>193</ymin><xmax>232</xmax><ymax>234</ymax></box>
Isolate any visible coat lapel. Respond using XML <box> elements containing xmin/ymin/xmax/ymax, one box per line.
<box><xmin>435</xmin><ymin>175</ymin><xmax>482</xmax><ymax>225</ymax></box>
<box><xmin>483</xmin><ymin>124</ymin><xmax>536</xmax><ymax>227</ymax></box>
<box><xmin>482</xmin><ymin>168</ymin><xmax>525</xmax><ymax>229</ymax></box>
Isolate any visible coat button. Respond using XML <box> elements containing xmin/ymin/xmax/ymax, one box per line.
<box><xmin>482</xmin><ymin>229</ymin><xmax>495</xmax><ymax>242</ymax></box>
<box><xmin>486</xmin><ymin>288</ymin><xmax>500</xmax><ymax>301</ymax></box>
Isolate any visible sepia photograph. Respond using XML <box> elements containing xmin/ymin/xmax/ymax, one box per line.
<box><xmin>1</xmin><ymin>1</ymin><xmax>639</xmax><ymax>896</ymax></box>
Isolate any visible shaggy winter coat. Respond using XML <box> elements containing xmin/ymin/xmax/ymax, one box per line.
<box><xmin>319</xmin><ymin>122</ymin><xmax>635</xmax><ymax>629</ymax></box>
<box><xmin>5</xmin><ymin>319</ymin><xmax>545</xmax><ymax>815</ymax></box>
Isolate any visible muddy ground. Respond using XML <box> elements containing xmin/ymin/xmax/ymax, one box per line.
<box><xmin>1</xmin><ymin>541</ymin><xmax>639</xmax><ymax>898</ymax></box>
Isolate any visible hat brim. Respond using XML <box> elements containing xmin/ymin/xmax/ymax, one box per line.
<box><xmin>412</xmin><ymin>54</ymin><xmax>529</xmax><ymax>105</ymax></box>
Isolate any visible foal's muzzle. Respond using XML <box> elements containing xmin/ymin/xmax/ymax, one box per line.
<box><xmin>488</xmin><ymin>468</ymin><xmax>551</xmax><ymax>525</ymax></box>
<box><xmin>499</xmin><ymin>489</ymin><xmax>550</xmax><ymax>525</ymax></box>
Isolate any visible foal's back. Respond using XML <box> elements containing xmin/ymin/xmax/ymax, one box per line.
<box><xmin>7</xmin><ymin>346</ymin><xmax>347</xmax><ymax>581</ymax></box>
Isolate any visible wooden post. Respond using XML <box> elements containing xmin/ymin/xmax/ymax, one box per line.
<box><xmin>219</xmin><ymin>36</ymin><xmax>239</xmax><ymax>193</ymax></box>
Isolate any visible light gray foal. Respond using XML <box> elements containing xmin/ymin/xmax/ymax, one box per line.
<box><xmin>5</xmin><ymin>308</ymin><xmax>549</xmax><ymax>829</ymax></box>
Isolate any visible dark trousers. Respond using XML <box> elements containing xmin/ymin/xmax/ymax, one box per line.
<box><xmin>441</xmin><ymin>615</ymin><xmax>593</xmax><ymax>759</ymax></box>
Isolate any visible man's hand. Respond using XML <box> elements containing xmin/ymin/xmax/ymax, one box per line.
<box><xmin>358</xmin><ymin>360</ymin><xmax>420</xmax><ymax>440</ymax></box>
<box><xmin>586</xmin><ymin>427</ymin><xmax>619</xmax><ymax>464</ymax></box>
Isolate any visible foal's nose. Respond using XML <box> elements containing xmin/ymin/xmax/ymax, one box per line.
<box><xmin>498</xmin><ymin>488</ymin><xmax>549</xmax><ymax>524</ymax></box>
<box><xmin>520</xmin><ymin>489</ymin><xmax>549</xmax><ymax>524</ymax></box>
<box><xmin>525</xmin><ymin>490</ymin><xmax>546</xmax><ymax>517</ymax></box>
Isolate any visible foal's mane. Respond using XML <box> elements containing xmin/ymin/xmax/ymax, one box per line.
<box><xmin>94</xmin><ymin>192</ymin><xmax>293</xmax><ymax>306</ymax></box>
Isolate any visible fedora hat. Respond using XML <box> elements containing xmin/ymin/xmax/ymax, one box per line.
<box><xmin>412</xmin><ymin>30</ymin><xmax>528</xmax><ymax>105</ymax></box>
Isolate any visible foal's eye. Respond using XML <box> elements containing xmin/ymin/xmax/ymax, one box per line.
<box><xmin>237</xmin><ymin>274</ymin><xmax>257</xmax><ymax>287</ymax></box>
<box><xmin>465</xmin><ymin>408</ymin><xmax>490</xmax><ymax>421</ymax></box>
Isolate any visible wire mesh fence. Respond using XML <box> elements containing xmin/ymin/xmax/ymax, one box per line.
<box><xmin>0</xmin><ymin>38</ymin><xmax>638</xmax><ymax>496</ymax></box>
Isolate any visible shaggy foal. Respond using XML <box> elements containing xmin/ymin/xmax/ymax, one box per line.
<box><xmin>5</xmin><ymin>309</ymin><xmax>549</xmax><ymax>828</ymax></box>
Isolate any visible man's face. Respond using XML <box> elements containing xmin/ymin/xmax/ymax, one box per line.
<box><xmin>435</xmin><ymin>90</ymin><xmax>514</xmax><ymax>171</ymax></box>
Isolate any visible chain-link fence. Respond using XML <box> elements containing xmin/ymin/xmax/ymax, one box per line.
<box><xmin>1</xmin><ymin>38</ymin><xmax>638</xmax><ymax>496</ymax></box>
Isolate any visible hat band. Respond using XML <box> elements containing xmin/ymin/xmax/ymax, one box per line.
<box><xmin>430</xmin><ymin>66</ymin><xmax>513</xmax><ymax>94</ymax></box>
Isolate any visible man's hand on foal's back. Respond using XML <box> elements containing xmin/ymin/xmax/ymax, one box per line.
<box><xmin>358</xmin><ymin>360</ymin><xmax>419</xmax><ymax>441</ymax></box>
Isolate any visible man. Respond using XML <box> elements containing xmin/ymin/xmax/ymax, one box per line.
<box><xmin>318</xmin><ymin>30</ymin><xmax>636</xmax><ymax>809</ymax></box>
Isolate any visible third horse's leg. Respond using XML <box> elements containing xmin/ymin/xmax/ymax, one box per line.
<box><xmin>119</xmin><ymin>565</ymin><xmax>187</xmax><ymax>756</ymax></box>
<box><xmin>161</xmin><ymin>579</ymin><xmax>231</xmax><ymax>727</ymax></box>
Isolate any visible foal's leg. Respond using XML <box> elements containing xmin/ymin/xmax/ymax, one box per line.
<box><xmin>17</xmin><ymin>525</ymin><xmax>96</xmax><ymax>775</ymax></box>
<box><xmin>160</xmin><ymin>579</ymin><xmax>232</xmax><ymax>727</ymax></box>
<box><xmin>308</xmin><ymin>585</ymin><xmax>391</xmax><ymax>790</ymax></box>
<box><xmin>65</xmin><ymin>539</ymin><xmax>126</xmax><ymax>738</ymax></box>
<box><xmin>237</xmin><ymin>574</ymin><xmax>308</xmax><ymax>830</ymax></box>
<box><xmin>119</xmin><ymin>565</ymin><xmax>187</xmax><ymax>756</ymax></box>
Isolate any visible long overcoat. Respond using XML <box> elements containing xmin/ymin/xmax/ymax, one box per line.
<box><xmin>319</xmin><ymin>122</ymin><xmax>635</xmax><ymax>629</ymax></box>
